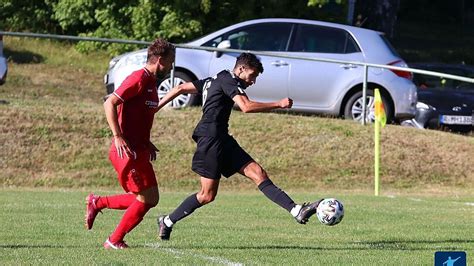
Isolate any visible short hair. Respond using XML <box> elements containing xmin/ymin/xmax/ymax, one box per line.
<box><xmin>147</xmin><ymin>38</ymin><xmax>175</xmax><ymax>63</ymax></box>
<box><xmin>235</xmin><ymin>53</ymin><xmax>264</xmax><ymax>73</ymax></box>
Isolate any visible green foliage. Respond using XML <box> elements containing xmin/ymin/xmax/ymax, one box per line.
<box><xmin>308</xmin><ymin>0</ymin><xmax>343</xmax><ymax>7</ymax></box>
<box><xmin>156</xmin><ymin>5</ymin><xmax>203</xmax><ymax>41</ymax></box>
<box><xmin>0</xmin><ymin>0</ymin><xmax>347</xmax><ymax>55</ymax></box>
<box><xmin>0</xmin><ymin>0</ymin><xmax>59</xmax><ymax>33</ymax></box>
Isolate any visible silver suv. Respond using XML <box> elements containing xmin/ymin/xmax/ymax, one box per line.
<box><xmin>104</xmin><ymin>18</ymin><xmax>417</xmax><ymax>122</ymax></box>
<box><xmin>0</xmin><ymin>34</ymin><xmax>7</xmax><ymax>85</ymax></box>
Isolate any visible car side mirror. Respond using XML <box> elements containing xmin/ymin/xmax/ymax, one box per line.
<box><xmin>215</xmin><ymin>40</ymin><xmax>231</xmax><ymax>58</ymax></box>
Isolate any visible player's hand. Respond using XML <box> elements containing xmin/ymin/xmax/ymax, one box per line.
<box><xmin>279</xmin><ymin>98</ymin><xmax>293</xmax><ymax>109</ymax></box>
<box><xmin>114</xmin><ymin>135</ymin><xmax>133</xmax><ymax>159</ymax></box>
<box><xmin>149</xmin><ymin>141</ymin><xmax>160</xmax><ymax>161</ymax></box>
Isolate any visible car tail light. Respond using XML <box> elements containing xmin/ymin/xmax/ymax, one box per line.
<box><xmin>388</xmin><ymin>60</ymin><xmax>413</xmax><ymax>80</ymax></box>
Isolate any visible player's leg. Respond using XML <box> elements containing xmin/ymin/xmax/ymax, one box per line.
<box><xmin>240</xmin><ymin>161</ymin><xmax>321</xmax><ymax>224</ymax></box>
<box><xmin>104</xmin><ymin>150</ymin><xmax>158</xmax><ymax>248</ymax></box>
<box><xmin>159</xmin><ymin>177</ymin><xmax>219</xmax><ymax>240</ymax></box>
<box><xmin>85</xmin><ymin>192</ymin><xmax>135</xmax><ymax>230</ymax></box>
<box><xmin>158</xmin><ymin>136</ymin><xmax>222</xmax><ymax>240</ymax></box>
<box><xmin>106</xmin><ymin>186</ymin><xmax>158</xmax><ymax>248</ymax></box>
<box><xmin>85</xmin><ymin>147</ymin><xmax>137</xmax><ymax>230</ymax></box>
<box><xmin>240</xmin><ymin>161</ymin><xmax>297</xmax><ymax>212</ymax></box>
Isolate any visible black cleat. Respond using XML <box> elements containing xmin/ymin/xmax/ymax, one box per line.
<box><xmin>294</xmin><ymin>200</ymin><xmax>322</xmax><ymax>224</ymax></box>
<box><xmin>158</xmin><ymin>215</ymin><xmax>173</xmax><ymax>240</ymax></box>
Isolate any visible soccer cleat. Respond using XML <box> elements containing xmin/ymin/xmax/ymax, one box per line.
<box><xmin>294</xmin><ymin>200</ymin><xmax>322</xmax><ymax>224</ymax></box>
<box><xmin>158</xmin><ymin>215</ymin><xmax>173</xmax><ymax>240</ymax></box>
<box><xmin>103</xmin><ymin>238</ymin><xmax>129</xmax><ymax>249</ymax></box>
<box><xmin>85</xmin><ymin>193</ymin><xmax>102</xmax><ymax>230</ymax></box>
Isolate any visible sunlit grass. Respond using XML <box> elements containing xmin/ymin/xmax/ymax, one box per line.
<box><xmin>0</xmin><ymin>190</ymin><xmax>472</xmax><ymax>264</ymax></box>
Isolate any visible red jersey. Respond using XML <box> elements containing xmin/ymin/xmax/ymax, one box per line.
<box><xmin>113</xmin><ymin>68</ymin><xmax>158</xmax><ymax>151</ymax></box>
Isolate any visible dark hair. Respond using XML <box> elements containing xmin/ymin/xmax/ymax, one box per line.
<box><xmin>147</xmin><ymin>38</ymin><xmax>175</xmax><ymax>63</ymax></box>
<box><xmin>235</xmin><ymin>53</ymin><xmax>264</xmax><ymax>73</ymax></box>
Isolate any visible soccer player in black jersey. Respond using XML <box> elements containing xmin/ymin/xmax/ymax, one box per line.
<box><xmin>156</xmin><ymin>53</ymin><xmax>321</xmax><ymax>240</ymax></box>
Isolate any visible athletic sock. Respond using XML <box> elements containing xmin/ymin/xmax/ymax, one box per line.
<box><xmin>258</xmin><ymin>179</ymin><xmax>296</xmax><ymax>212</ymax></box>
<box><xmin>168</xmin><ymin>193</ymin><xmax>202</xmax><ymax>223</ymax></box>
<box><xmin>163</xmin><ymin>216</ymin><xmax>174</xmax><ymax>227</ymax></box>
<box><xmin>96</xmin><ymin>193</ymin><xmax>136</xmax><ymax>210</ymax></box>
<box><xmin>290</xmin><ymin>205</ymin><xmax>303</xmax><ymax>217</ymax></box>
<box><xmin>108</xmin><ymin>200</ymin><xmax>153</xmax><ymax>243</ymax></box>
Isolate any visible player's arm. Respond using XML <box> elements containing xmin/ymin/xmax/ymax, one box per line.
<box><xmin>149</xmin><ymin>141</ymin><xmax>159</xmax><ymax>161</ymax></box>
<box><xmin>156</xmin><ymin>82</ymin><xmax>198</xmax><ymax>111</ymax></box>
<box><xmin>233</xmin><ymin>94</ymin><xmax>293</xmax><ymax>113</ymax></box>
<box><xmin>104</xmin><ymin>94</ymin><xmax>133</xmax><ymax>158</ymax></box>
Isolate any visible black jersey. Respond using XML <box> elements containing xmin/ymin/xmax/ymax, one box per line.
<box><xmin>192</xmin><ymin>70</ymin><xmax>247</xmax><ymax>138</ymax></box>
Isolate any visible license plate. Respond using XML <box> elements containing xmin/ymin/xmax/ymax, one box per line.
<box><xmin>439</xmin><ymin>115</ymin><xmax>472</xmax><ymax>125</ymax></box>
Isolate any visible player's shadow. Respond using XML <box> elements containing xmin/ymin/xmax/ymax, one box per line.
<box><xmin>0</xmin><ymin>244</ymin><xmax>75</xmax><ymax>249</ymax></box>
<box><xmin>4</xmin><ymin>48</ymin><xmax>44</xmax><ymax>64</ymax></box>
<box><xmin>176</xmin><ymin>239</ymin><xmax>472</xmax><ymax>251</ymax></box>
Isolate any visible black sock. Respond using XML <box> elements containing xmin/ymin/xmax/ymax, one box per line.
<box><xmin>258</xmin><ymin>179</ymin><xmax>296</xmax><ymax>212</ymax></box>
<box><xmin>168</xmin><ymin>193</ymin><xmax>203</xmax><ymax>223</ymax></box>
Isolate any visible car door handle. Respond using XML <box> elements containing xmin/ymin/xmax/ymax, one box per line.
<box><xmin>340</xmin><ymin>64</ymin><xmax>358</xmax><ymax>69</ymax></box>
<box><xmin>271</xmin><ymin>60</ymin><xmax>289</xmax><ymax>67</ymax></box>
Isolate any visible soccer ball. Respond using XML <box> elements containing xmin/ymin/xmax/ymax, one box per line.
<box><xmin>316</xmin><ymin>198</ymin><xmax>344</xmax><ymax>226</ymax></box>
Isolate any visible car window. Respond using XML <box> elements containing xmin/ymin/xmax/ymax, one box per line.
<box><xmin>290</xmin><ymin>24</ymin><xmax>360</xmax><ymax>54</ymax></box>
<box><xmin>202</xmin><ymin>23</ymin><xmax>293</xmax><ymax>51</ymax></box>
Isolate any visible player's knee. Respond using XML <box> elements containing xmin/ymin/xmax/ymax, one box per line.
<box><xmin>252</xmin><ymin>166</ymin><xmax>268</xmax><ymax>184</ymax></box>
<box><xmin>199</xmin><ymin>193</ymin><xmax>216</xmax><ymax>205</ymax></box>
<box><xmin>139</xmin><ymin>188</ymin><xmax>159</xmax><ymax>206</ymax></box>
<box><xmin>147</xmin><ymin>196</ymin><xmax>159</xmax><ymax>207</ymax></box>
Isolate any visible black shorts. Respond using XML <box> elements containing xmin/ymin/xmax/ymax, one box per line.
<box><xmin>191</xmin><ymin>135</ymin><xmax>253</xmax><ymax>179</ymax></box>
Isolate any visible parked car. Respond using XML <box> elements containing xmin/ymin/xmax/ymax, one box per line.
<box><xmin>0</xmin><ymin>34</ymin><xmax>7</xmax><ymax>85</ymax></box>
<box><xmin>104</xmin><ymin>18</ymin><xmax>417</xmax><ymax>122</ymax></box>
<box><xmin>403</xmin><ymin>63</ymin><xmax>474</xmax><ymax>132</ymax></box>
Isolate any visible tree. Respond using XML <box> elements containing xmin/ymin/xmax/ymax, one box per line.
<box><xmin>354</xmin><ymin>0</ymin><xmax>400</xmax><ymax>38</ymax></box>
<box><xmin>0</xmin><ymin>0</ymin><xmax>59</xmax><ymax>33</ymax></box>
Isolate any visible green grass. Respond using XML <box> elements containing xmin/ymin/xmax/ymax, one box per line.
<box><xmin>0</xmin><ymin>190</ymin><xmax>472</xmax><ymax>264</ymax></box>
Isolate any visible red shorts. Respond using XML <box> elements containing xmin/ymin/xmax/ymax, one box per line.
<box><xmin>109</xmin><ymin>144</ymin><xmax>157</xmax><ymax>193</ymax></box>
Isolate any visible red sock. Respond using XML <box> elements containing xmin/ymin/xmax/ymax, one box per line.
<box><xmin>96</xmin><ymin>194</ymin><xmax>136</xmax><ymax>210</ymax></box>
<box><xmin>109</xmin><ymin>200</ymin><xmax>154</xmax><ymax>243</ymax></box>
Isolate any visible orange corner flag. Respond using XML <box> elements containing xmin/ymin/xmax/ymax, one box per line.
<box><xmin>374</xmin><ymin>89</ymin><xmax>386</xmax><ymax>127</ymax></box>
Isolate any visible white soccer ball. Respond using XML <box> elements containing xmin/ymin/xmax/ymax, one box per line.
<box><xmin>316</xmin><ymin>198</ymin><xmax>344</xmax><ymax>226</ymax></box>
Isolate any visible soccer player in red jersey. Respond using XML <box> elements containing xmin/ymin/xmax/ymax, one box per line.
<box><xmin>85</xmin><ymin>38</ymin><xmax>175</xmax><ymax>249</ymax></box>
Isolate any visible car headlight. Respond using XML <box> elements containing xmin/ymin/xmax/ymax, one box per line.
<box><xmin>108</xmin><ymin>57</ymin><xmax>120</xmax><ymax>69</ymax></box>
<box><xmin>416</xmin><ymin>102</ymin><xmax>434</xmax><ymax>110</ymax></box>
<box><xmin>416</xmin><ymin>102</ymin><xmax>429</xmax><ymax>109</ymax></box>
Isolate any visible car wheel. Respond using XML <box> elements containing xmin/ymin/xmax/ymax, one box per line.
<box><xmin>157</xmin><ymin>71</ymin><xmax>199</xmax><ymax>108</ymax></box>
<box><xmin>344</xmin><ymin>90</ymin><xmax>393</xmax><ymax>123</ymax></box>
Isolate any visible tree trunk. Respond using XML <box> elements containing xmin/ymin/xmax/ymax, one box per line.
<box><xmin>354</xmin><ymin>0</ymin><xmax>400</xmax><ymax>38</ymax></box>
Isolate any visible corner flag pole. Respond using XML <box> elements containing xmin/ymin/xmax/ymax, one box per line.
<box><xmin>374</xmin><ymin>111</ymin><xmax>380</xmax><ymax>196</ymax></box>
<box><xmin>374</xmin><ymin>88</ymin><xmax>385</xmax><ymax>196</ymax></box>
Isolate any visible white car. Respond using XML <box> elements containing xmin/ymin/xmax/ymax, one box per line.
<box><xmin>0</xmin><ymin>34</ymin><xmax>7</xmax><ymax>85</ymax></box>
<box><xmin>104</xmin><ymin>18</ymin><xmax>417</xmax><ymax>122</ymax></box>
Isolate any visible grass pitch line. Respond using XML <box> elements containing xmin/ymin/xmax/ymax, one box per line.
<box><xmin>146</xmin><ymin>243</ymin><xmax>243</xmax><ymax>266</ymax></box>
<box><xmin>387</xmin><ymin>195</ymin><xmax>474</xmax><ymax>207</ymax></box>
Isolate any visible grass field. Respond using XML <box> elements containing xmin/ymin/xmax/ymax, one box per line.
<box><xmin>1</xmin><ymin>37</ymin><xmax>473</xmax><ymax>265</ymax></box>
<box><xmin>0</xmin><ymin>190</ymin><xmax>472</xmax><ymax>265</ymax></box>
